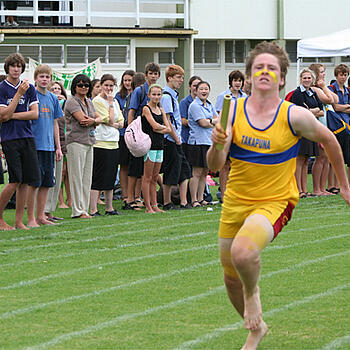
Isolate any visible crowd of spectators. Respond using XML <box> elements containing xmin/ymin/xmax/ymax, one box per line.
<box><xmin>0</xmin><ymin>52</ymin><xmax>349</xmax><ymax>230</ymax></box>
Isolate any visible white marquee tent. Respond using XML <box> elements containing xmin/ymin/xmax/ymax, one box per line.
<box><xmin>296</xmin><ymin>28</ymin><xmax>350</xmax><ymax>76</ymax></box>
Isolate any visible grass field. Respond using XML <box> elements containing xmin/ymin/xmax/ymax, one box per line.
<box><xmin>0</xmin><ymin>190</ymin><xmax>350</xmax><ymax>349</ymax></box>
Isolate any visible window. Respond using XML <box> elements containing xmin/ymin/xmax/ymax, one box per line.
<box><xmin>286</xmin><ymin>40</ymin><xmax>297</xmax><ymax>62</ymax></box>
<box><xmin>67</xmin><ymin>45</ymin><xmax>129</xmax><ymax>64</ymax></box>
<box><xmin>301</xmin><ymin>57</ymin><xmax>333</xmax><ymax>64</ymax></box>
<box><xmin>88</xmin><ymin>46</ymin><xmax>106</xmax><ymax>63</ymax></box>
<box><xmin>194</xmin><ymin>40</ymin><xmax>219</xmax><ymax>64</ymax></box>
<box><xmin>159</xmin><ymin>51</ymin><xmax>174</xmax><ymax>65</ymax></box>
<box><xmin>225</xmin><ymin>40</ymin><xmax>246</xmax><ymax>64</ymax></box>
<box><xmin>0</xmin><ymin>46</ymin><xmax>17</xmax><ymax>63</ymax></box>
<box><xmin>19</xmin><ymin>45</ymin><xmax>40</xmax><ymax>63</ymax></box>
<box><xmin>108</xmin><ymin>46</ymin><xmax>128</xmax><ymax>64</ymax></box>
<box><xmin>341</xmin><ymin>56</ymin><xmax>350</xmax><ymax>63</ymax></box>
<box><xmin>67</xmin><ymin>46</ymin><xmax>86</xmax><ymax>64</ymax></box>
<box><xmin>42</xmin><ymin>46</ymin><xmax>64</xmax><ymax>64</ymax></box>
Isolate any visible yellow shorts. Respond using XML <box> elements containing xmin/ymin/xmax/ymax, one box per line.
<box><xmin>218</xmin><ymin>195</ymin><xmax>295</xmax><ymax>240</ymax></box>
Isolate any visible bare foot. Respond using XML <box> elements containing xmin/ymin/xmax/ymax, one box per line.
<box><xmin>27</xmin><ymin>220</ymin><xmax>40</xmax><ymax>228</ymax></box>
<box><xmin>321</xmin><ymin>191</ymin><xmax>334</xmax><ymax>196</ymax></box>
<box><xmin>59</xmin><ymin>203</ymin><xmax>69</xmax><ymax>209</ymax></box>
<box><xmin>145</xmin><ymin>208</ymin><xmax>155</xmax><ymax>214</ymax></box>
<box><xmin>0</xmin><ymin>219</ymin><xmax>15</xmax><ymax>231</ymax></box>
<box><xmin>243</xmin><ymin>287</ymin><xmax>262</xmax><ymax>331</ymax></box>
<box><xmin>151</xmin><ymin>205</ymin><xmax>164</xmax><ymax>213</ymax></box>
<box><xmin>37</xmin><ymin>218</ymin><xmax>58</xmax><ymax>226</ymax></box>
<box><xmin>15</xmin><ymin>223</ymin><xmax>30</xmax><ymax>230</ymax></box>
<box><xmin>241</xmin><ymin>320</ymin><xmax>268</xmax><ymax>350</ymax></box>
<box><xmin>97</xmin><ymin>200</ymin><xmax>105</xmax><ymax>205</ymax></box>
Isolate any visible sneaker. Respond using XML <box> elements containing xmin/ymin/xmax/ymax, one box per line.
<box><xmin>11</xmin><ymin>21</ymin><xmax>19</xmax><ymax>27</ymax></box>
<box><xmin>180</xmin><ymin>203</ymin><xmax>192</xmax><ymax>209</ymax></box>
<box><xmin>90</xmin><ymin>211</ymin><xmax>102</xmax><ymax>217</ymax></box>
<box><xmin>163</xmin><ymin>202</ymin><xmax>178</xmax><ymax>210</ymax></box>
<box><xmin>105</xmin><ymin>210</ymin><xmax>121</xmax><ymax>215</ymax></box>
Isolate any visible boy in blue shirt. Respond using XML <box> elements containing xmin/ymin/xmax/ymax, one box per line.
<box><xmin>0</xmin><ymin>53</ymin><xmax>40</xmax><ymax>230</ymax></box>
<box><xmin>27</xmin><ymin>64</ymin><xmax>63</xmax><ymax>227</ymax></box>
<box><xmin>161</xmin><ymin>64</ymin><xmax>192</xmax><ymax>209</ymax></box>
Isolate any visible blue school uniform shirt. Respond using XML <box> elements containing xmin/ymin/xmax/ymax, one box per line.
<box><xmin>161</xmin><ymin>85</ymin><xmax>182</xmax><ymax>143</ymax></box>
<box><xmin>215</xmin><ymin>87</ymin><xmax>247</xmax><ymax>112</ymax></box>
<box><xmin>31</xmin><ymin>90</ymin><xmax>63</xmax><ymax>151</ymax></box>
<box><xmin>188</xmin><ymin>96</ymin><xmax>217</xmax><ymax>146</ymax></box>
<box><xmin>129</xmin><ymin>82</ymin><xmax>149</xmax><ymax>117</ymax></box>
<box><xmin>328</xmin><ymin>81</ymin><xmax>350</xmax><ymax>123</ymax></box>
<box><xmin>0</xmin><ymin>80</ymin><xmax>38</xmax><ymax>142</ymax></box>
<box><xmin>179</xmin><ymin>94</ymin><xmax>193</xmax><ymax>143</ymax></box>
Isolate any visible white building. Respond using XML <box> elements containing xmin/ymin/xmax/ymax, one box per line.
<box><xmin>1</xmin><ymin>0</ymin><xmax>350</xmax><ymax>98</ymax></box>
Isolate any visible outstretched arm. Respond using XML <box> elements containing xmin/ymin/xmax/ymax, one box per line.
<box><xmin>206</xmin><ymin>101</ymin><xmax>234</xmax><ymax>172</ymax></box>
<box><xmin>290</xmin><ymin>105</ymin><xmax>350</xmax><ymax>205</ymax></box>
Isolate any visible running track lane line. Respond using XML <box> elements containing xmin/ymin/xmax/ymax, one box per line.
<box><xmin>1</xmin><ymin>232</ymin><xmax>350</xmax><ymax>290</ymax></box>
<box><xmin>22</xmin><ymin>282</ymin><xmax>350</xmax><ymax>349</ymax></box>
<box><xmin>172</xmin><ymin>282</ymin><xmax>350</xmax><ymax>350</ymax></box>
<box><xmin>318</xmin><ymin>334</ymin><xmax>350</xmax><ymax>350</ymax></box>
<box><xmin>2</xmin><ymin>248</ymin><xmax>349</xmax><ymax>323</ymax></box>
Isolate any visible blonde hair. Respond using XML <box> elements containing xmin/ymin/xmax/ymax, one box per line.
<box><xmin>299</xmin><ymin>68</ymin><xmax>316</xmax><ymax>85</ymax></box>
<box><xmin>34</xmin><ymin>64</ymin><xmax>53</xmax><ymax>80</ymax></box>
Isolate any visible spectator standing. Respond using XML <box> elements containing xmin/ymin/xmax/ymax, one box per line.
<box><xmin>188</xmin><ymin>81</ymin><xmax>218</xmax><ymax>207</ymax></box>
<box><xmin>27</xmin><ymin>65</ymin><xmax>63</xmax><ymax>227</ymax></box>
<box><xmin>290</xmin><ymin>68</ymin><xmax>323</xmax><ymax>198</ymax></box>
<box><xmin>65</xmin><ymin>74</ymin><xmax>101</xmax><ymax>218</ymax></box>
<box><xmin>161</xmin><ymin>64</ymin><xmax>192</xmax><ymax>210</ymax></box>
<box><xmin>309</xmin><ymin>63</ymin><xmax>339</xmax><ymax>196</ymax></box>
<box><xmin>179</xmin><ymin>76</ymin><xmax>202</xmax><ymax>160</ymax></box>
<box><xmin>215</xmin><ymin>70</ymin><xmax>247</xmax><ymax>202</ymax></box>
<box><xmin>328</xmin><ymin>64</ymin><xmax>350</xmax><ymax>182</ymax></box>
<box><xmin>115</xmin><ymin>69</ymin><xmax>135</xmax><ymax>203</ymax></box>
<box><xmin>0</xmin><ymin>53</ymin><xmax>39</xmax><ymax>230</ymax></box>
<box><xmin>125</xmin><ymin>63</ymin><xmax>160</xmax><ymax>210</ymax></box>
<box><xmin>90</xmin><ymin>74</ymin><xmax>124</xmax><ymax>216</ymax></box>
<box><xmin>141</xmin><ymin>84</ymin><xmax>171</xmax><ymax>213</ymax></box>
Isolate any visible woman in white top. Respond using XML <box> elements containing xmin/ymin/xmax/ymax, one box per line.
<box><xmin>91</xmin><ymin>74</ymin><xmax>124</xmax><ymax>216</ymax></box>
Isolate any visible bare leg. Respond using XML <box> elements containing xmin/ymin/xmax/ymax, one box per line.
<box><xmin>150</xmin><ymin>163</ymin><xmax>164</xmax><ymax>212</ymax></box>
<box><xmin>104</xmin><ymin>189</ymin><xmax>114</xmax><ymax>212</ymax></box>
<box><xmin>231</xmin><ymin>215</ymin><xmax>273</xmax><ymax>349</ymax></box>
<box><xmin>301</xmin><ymin>157</ymin><xmax>309</xmax><ymax>193</ymax></box>
<box><xmin>189</xmin><ymin>167</ymin><xmax>201</xmax><ymax>204</ymax></box>
<box><xmin>119</xmin><ymin>164</ymin><xmax>128</xmax><ymax>200</ymax></box>
<box><xmin>197</xmin><ymin>167</ymin><xmax>208</xmax><ymax>202</ymax></box>
<box><xmin>36</xmin><ymin>187</ymin><xmax>56</xmax><ymax>225</ymax></box>
<box><xmin>90</xmin><ymin>189</ymin><xmax>99</xmax><ymax>214</ymax></box>
<box><xmin>295</xmin><ymin>155</ymin><xmax>304</xmax><ymax>194</ymax></box>
<box><xmin>142</xmin><ymin>159</ymin><xmax>155</xmax><ymax>213</ymax></box>
<box><xmin>179</xmin><ymin>179</ymin><xmax>189</xmax><ymax>206</ymax></box>
<box><xmin>312</xmin><ymin>156</ymin><xmax>323</xmax><ymax>195</ymax></box>
<box><xmin>127</xmin><ymin>176</ymin><xmax>137</xmax><ymax>204</ymax></box>
<box><xmin>0</xmin><ymin>183</ymin><xmax>18</xmax><ymax>230</ymax></box>
<box><xmin>27</xmin><ymin>186</ymin><xmax>40</xmax><ymax>227</ymax></box>
<box><xmin>15</xmin><ymin>184</ymin><xmax>29</xmax><ymax>230</ymax></box>
<box><xmin>163</xmin><ymin>184</ymin><xmax>173</xmax><ymax>206</ymax></box>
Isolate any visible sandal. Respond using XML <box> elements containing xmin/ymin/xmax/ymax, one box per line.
<box><xmin>191</xmin><ymin>201</ymin><xmax>201</xmax><ymax>208</ymax></box>
<box><xmin>199</xmin><ymin>200</ymin><xmax>210</xmax><ymax>206</ymax></box>
<box><xmin>123</xmin><ymin>201</ymin><xmax>142</xmax><ymax>211</ymax></box>
<box><xmin>299</xmin><ymin>192</ymin><xmax>307</xmax><ymax>199</ymax></box>
<box><xmin>135</xmin><ymin>197</ymin><xmax>145</xmax><ymax>208</ymax></box>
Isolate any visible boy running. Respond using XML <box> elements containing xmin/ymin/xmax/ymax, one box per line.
<box><xmin>207</xmin><ymin>41</ymin><xmax>350</xmax><ymax>350</ymax></box>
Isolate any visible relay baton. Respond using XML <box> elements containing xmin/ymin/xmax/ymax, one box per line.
<box><xmin>216</xmin><ymin>94</ymin><xmax>231</xmax><ymax>150</ymax></box>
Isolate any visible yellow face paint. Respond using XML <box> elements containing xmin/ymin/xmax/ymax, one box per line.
<box><xmin>253</xmin><ymin>68</ymin><xmax>277</xmax><ymax>83</ymax></box>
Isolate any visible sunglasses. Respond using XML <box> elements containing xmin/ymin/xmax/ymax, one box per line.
<box><xmin>76</xmin><ymin>83</ymin><xmax>90</xmax><ymax>88</ymax></box>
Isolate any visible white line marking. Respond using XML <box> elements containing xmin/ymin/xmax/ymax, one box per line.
<box><xmin>23</xmin><ymin>282</ymin><xmax>350</xmax><ymax>350</ymax></box>
<box><xmin>318</xmin><ymin>334</ymin><xmax>350</xmax><ymax>350</ymax></box>
<box><xmin>173</xmin><ymin>282</ymin><xmax>350</xmax><ymax>350</ymax></box>
<box><xmin>0</xmin><ymin>259</ymin><xmax>220</xmax><ymax>320</ymax></box>
<box><xmin>2</xmin><ymin>220</ymin><xmax>214</xmax><ymax>253</ymax></box>
<box><xmin>0</xmin><ymin>242</ymin><xmax>216</xmax><ymax>290</ymax></box>
<box><xmin>3</xmin><ymin>248</ymin><xmax>349</xmax><ymax>323</ymax></box>
<box><xmin>0</xmin><ymin>211</ymin><xmax>211</xmax><ymax>244</ymax></box>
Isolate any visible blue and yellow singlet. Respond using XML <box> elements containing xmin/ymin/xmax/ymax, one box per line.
<box><xmin>226</xmin><ymin>97</ymin><xmax>300</xmax><ymax>205</ymax></box>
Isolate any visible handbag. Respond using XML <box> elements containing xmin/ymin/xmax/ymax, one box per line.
<box><xmin>326</xmin><ymin>105</ymin><xmax>350</xmax><ymax>136</ymax></box>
